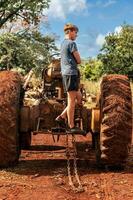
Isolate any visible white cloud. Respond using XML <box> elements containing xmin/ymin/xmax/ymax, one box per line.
<box><xmin>95</xmin><ymin>0</ymin><xmax>116</xmax><ymax>8</ymax></box>
<box><xmin>43</xmin><ymin>0</ymin><xmax>87</xmax><ymax>20</ymax></box>
<box><xmin>103</xmin><ymin>0</ymin><xmax>116</xmax><ymax>8</ymax></box>
<box><xmin>96</xmin><ymin>34</ymin><xmax>105</xmax><ymax>46</ymax></box>
<box><xmin>95</xmin><ymin>25</ymin><xmax>122</xmax><ymax>47</ymax></box>
<box><xmin>114</xmin><ymin>26</ymin><xmax>122</xmax><ymax>34</ymax></box>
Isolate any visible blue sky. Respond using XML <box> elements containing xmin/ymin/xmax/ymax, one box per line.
<box><xmin>41</xmin><ymin>0</ymin><xmax>133</xmax><ymax>58</ymax></box>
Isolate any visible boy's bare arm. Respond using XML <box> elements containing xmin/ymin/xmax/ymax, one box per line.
<box><xmin>73</xmin><ymin>51</ymin><xmax>81</xmax><ymax>64</ymax></box>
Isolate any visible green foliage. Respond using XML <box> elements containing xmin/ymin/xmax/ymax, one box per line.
<box><xmin>80</xmin><ymin>58</ymin><xmax>103</xmax><ymax>81</ymax></box>
<box><xmin>0</xmin><ymin>30</ymin><xmax>58</xmax><ymax>75</ymax></box>
<box><xmin>98</xmin><ymin>25</ymin><xmax>133</xmax><ymax>75</ymax></box>
<box><xmin>0</xmin><ymin>0</ymin><xmax>59</xmax><ymax>77</ymax></box>
<box><xmin>0</xmin><ymin>0</ymin><xmax>50</xmax><ymax>28</ymax></box>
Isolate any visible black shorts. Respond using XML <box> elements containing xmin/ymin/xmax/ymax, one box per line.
<box><xmin>62</xmin><ymin>75</ymin><xmax>80</xmax><ymax>92</ymax></box>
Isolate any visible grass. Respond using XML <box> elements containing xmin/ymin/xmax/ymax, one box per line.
<box><xmin>81</xmin><ymin>80</ymin><xmax>101</xmax><ymax>108</ymax></box>
<box><xmin>81</xmin><ymin>79</ymin><xmax>100</xmax><ymax>96</ymax></box>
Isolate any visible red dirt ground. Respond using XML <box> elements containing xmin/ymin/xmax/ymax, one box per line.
<box><xmin>0</xmin><ymin>132</ymin><xmax>133</xmax><ymax>200</ymax></box>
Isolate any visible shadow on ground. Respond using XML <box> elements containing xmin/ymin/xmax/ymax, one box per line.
<box><xmin>3</xmin><ymin>144</ymin><xmax>133</xmax><ymax>177</ymax></box>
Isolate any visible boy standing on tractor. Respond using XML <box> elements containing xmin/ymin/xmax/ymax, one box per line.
<box><xmin>56</xmin><ymin>23</ymin><xmax>85</xmax><ymax>134</ymax></box>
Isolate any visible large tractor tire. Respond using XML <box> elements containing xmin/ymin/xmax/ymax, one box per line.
<box><xmin>0</xmin><ymin>71</ymin><xmax>22</xmax><ymax>167</ymax></box>
<box><xmin>99</xmin><ymin>74</ymin><xmax>132</xmax><ymax>166</ymax></box>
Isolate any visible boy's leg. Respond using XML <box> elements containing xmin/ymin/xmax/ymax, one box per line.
<box><xmin>67</xmin><ymin>91</ymin><xmax>77</xmax><ymax>128</ymax></box>
<box><xmin>59</xmin><ymin>106</ymin><xmax>67</xmax><ymax>119</ymax></box>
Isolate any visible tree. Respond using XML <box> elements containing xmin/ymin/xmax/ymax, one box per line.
<box><xmin>0</xmin><ymin>0</ymin><xmax>50</xmax><ymax>28</ymax></box>
<box><xmin>0</xmin><ymin>30</ymin><xmax>58</xmax><ymax>75</ymax></box>
<box><xmin>98</xmin><ymin>25</ymin><xmax>133</xmax><ymax>75</ymax></box>
<box><xmin>80</xmin><ymin>58</ymin><xmax>103</xmax><ymax>81</ymax></box>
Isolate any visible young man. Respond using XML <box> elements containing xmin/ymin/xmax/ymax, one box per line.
<box><xmin>56</xmin><ymin>23</ymin><xmax>85</xmax><ymax>134</ymax></box>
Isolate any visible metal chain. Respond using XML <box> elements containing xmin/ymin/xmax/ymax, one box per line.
<box><xmin>65</xmin><ymin>133</ymin><xmax>84</xmax><ymax>193</ymax></box>
<box><xmin>66</xmin><ymin>133</ymin><xmax>76</xmax><ymax>191</ymax></box>
<box><xmin>72</xmin><ymin>134</ymin><xmax>84</xmax><ymax>192</ymax></box>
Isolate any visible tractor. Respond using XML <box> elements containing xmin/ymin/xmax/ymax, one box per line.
<box><xmin>0</xmin><ymin>59</ymin><xmax>132</xmax><ymax>169</ymax></box>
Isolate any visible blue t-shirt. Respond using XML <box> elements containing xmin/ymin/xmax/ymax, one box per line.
<box><xmin>61</xmin><ymin>39</ymin><xmax>78</xmax><ymax>75</ymax></box>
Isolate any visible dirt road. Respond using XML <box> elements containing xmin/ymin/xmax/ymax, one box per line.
<box><xmin>0</xmin><ymin>133</ymin><xmax>133</xmax><ymax>200</ymax></box>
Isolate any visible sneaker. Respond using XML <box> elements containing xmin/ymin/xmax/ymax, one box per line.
<box><xmin>67</xmin><ymin>127</ymin><xmax>86</xmax><ymax>136</ymax></box>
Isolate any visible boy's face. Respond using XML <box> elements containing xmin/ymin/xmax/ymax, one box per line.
<box><xmin>69</xmin><ymin>30</ymin><xmax>78</xmax><ymax>40</ymax></box>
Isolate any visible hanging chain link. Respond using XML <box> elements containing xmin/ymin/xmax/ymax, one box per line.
<box><xmin>66</xmin><ymin>133</ymin><xmax>84</xmax><ymax>193</ymax></box>
<box><xmin>72</xmin><ymin>134</ymin><xmax>84</xmax><ymax>192</ymax></box>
